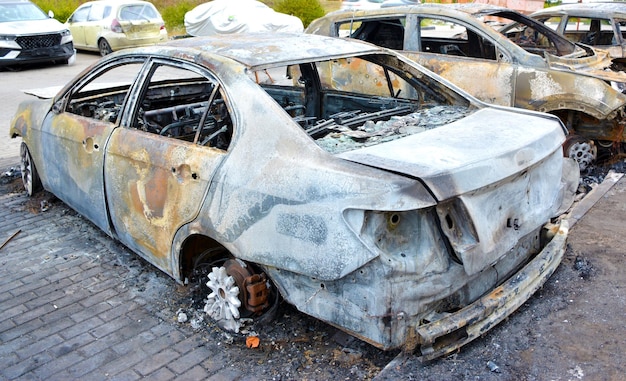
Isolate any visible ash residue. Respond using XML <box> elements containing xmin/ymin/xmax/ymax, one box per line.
<box><xmin>316</xmin><ymin>105</ymin><xmax>473</xmax><ymax>154</ymax></box>
<box><xmin>580</xmin><ymin>157</ymin><xmax>626</xmax><ymax>192</ymax></box>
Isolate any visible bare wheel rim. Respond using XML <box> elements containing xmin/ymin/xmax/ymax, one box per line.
<box><xmin>567</xmin><ymin>140</ymin><xmax>597</xmax><ymax>171</ymax></box>
<box><xmin>204</xmin><ymin>266</ymin><xmax>242</xmax><ymax>332</ymax></box>
<box><xmin>20</xmin><ymin>144</ymin><xmax>33</xmax><ymax>195</ymax></box>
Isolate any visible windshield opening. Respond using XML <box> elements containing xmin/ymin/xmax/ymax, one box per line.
<box><xmin>0</xmin><ymin>2</ymin><xmax>48</xmax><ymax>22</ymax></box>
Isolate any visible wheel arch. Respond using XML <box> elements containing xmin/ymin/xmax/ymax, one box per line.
<box><xmin>174</xmin><ymin>233</ymin><xmax>228</xmax><ymax>284</ymax></box>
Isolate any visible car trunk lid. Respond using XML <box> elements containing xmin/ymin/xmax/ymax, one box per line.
<box><xmin>337</xmin><ymin>107</ymin><xmax>570</xmax><ymax>275</ymax></box>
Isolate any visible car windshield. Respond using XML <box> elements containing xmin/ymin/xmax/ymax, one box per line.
<box><xmin>482</xmin><ymin>10</ymin><xmax>585</xmax><ymax>57</ymax></box>
<box><xmin>118</xmin><ymin>4</ymin><xmax>159</xmax><ymax>21</ymax></box>
<box><xmin>0</xmin><ymin>2</ymin><xmax>48</xmax><ymax>22</ymax></box>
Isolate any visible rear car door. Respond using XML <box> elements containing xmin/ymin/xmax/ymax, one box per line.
<box><xmin>104</xmin><ymin>59</ymin><xmax>232</xmax><ymax>274</ymax></box>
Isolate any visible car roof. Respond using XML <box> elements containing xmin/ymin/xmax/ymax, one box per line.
<box><xmin>155</xmin><ymin>33</ymin><xmax>384</xmax><ymax>69</ymax></box>
<box><xmin>532</xmin><ymin>2</ymin><xmax>626</xmax><ymax>17</ymax></box>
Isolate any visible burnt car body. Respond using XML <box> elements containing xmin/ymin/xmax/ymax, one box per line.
<box><xmin>307</xmin><ymin>3</ymin><xmax>626</xmax><ymax>170</ymax></box>
<box><xmin>531</xmin><ymin>3</ymin><xmax>626</xmax><ymax>62</ymax></box>
<box><xmin>10</xmin><ymin>33</ymin><xmax>577</xmax><ymax>359</ymax></box>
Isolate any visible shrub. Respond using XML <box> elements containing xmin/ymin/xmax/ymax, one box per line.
<box><xmin>273</xmin><ymin>0</ymin><xmax>326</xmax><ymax>28</ymax></box>
<box><xmin>159</xmin><ymin>0</ymin><xmax>204</xmax><ymax>35</ymax></box>
<box><xmin>32</xmin><ymin>0</ymin><xmax>81</xmax><ymax>22</ymax></box>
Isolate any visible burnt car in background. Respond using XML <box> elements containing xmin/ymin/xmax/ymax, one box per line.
<box><xmin>307</xmin><ymin>3</ymin><xmax>626</xmax><ymax>170</ymax></box>
<box><xmin>531</xmin><ymin>2</ymin><xmax>626</xmax><ymax>63</ymax></box>
<box><xmin>10</xmin><ymin>33</ymin><xmax>577</xmax><ymax>358</ymax></box>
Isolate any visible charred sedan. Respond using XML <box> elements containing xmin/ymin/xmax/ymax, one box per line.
<box><xmin>10</xmin><ymin>33</ymin><xmax>577</xmax><ymax>359</ymax></box>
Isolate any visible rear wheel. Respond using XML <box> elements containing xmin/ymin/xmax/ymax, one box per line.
<box><xmin>191</xmin><ymin>248</ymin><xmax>280</xmax><ymax>332</ymax></box>
<box><xmin>98</xmin><ymin>39</ymin><xmax>112</xmax><ymax>56</ymax></box>
<box><xmin>20</xmin><ymin>143</ymin><xmax>41</xmax><ymax>196</ymax></box>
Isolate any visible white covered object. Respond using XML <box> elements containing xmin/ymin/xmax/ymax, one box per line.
<box><xmin>184</xmin><ymin>0</ymin><xmax>304</xmax><ymax>36</ymax></box>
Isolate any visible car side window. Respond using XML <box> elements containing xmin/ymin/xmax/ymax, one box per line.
<box><xmin>69</xmin><ymin>6</ymin><xmax>90</xmax><ymax>23</ymax></box>
<box><xmin>617</xmin><ymin>19</ymin><xmax>626</xmax><ymax>42</ymax></box>
<box><xmin>539</xmin><ymin>16</ymin><xmax>561</xmax><ymax>31</ymax></box>
<box><xmin>88</xmin><ymin>3</ymin><xmax>106</xmax><ymax>22</ymax></box>
<box><xmin>65</xmin><ymin>62</ymin><xmax>144</xmax><ymax>124</ymax></box>
<box><xmin>564</xmin><ymin>17</ymin><xmax>614</xmax><ymax>45</ymax></box>
<box><xmin>344</xmin><ymin>18</ymin><xmax>406</xmax><ymax>50</ymax></box>
<box><xmin>418</xmin><ymin>17</ymin><xmax>497</xmax><ymax>60</ymax></box>
<box><xmin>133</xmin><ymin>64</ymin><xmax>232</xmax><ymax>150</ymax></box>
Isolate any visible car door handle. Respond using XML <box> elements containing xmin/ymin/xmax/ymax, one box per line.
<box><xmin>82</xmin><ymin>137</ymin><xmax>99</xmax><ymax>153</ymax></box>
<box><xmin>171</xmin><ymin>164</ymin><xmax>198</xmax><ymax>182</ymax></box>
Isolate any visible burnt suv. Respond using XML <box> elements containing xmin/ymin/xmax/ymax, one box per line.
<box><xmin>307</xmin><ymin>3</ymin><xmax>626</xmax><ymax>170</ymax></box>
<box><xmin>0</xmin><ymin>0</ymin><xmax>74</xmax><ymax>68</ymax></box>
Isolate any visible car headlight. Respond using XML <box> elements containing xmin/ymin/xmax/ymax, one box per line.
<box><xmin>61</xmin><ymin>29</ymin><xmax>73</xmax><ymax>44</ymax></box>
<box><xmin>0</xmin><ymin>35</ymin><xmax>20</xmax><ymax>49</ymax></box>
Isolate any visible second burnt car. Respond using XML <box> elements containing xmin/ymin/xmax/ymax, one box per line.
<box><xmin>10</xmin><ymin>33</ymin><xmax>577</xmax><ymax>359</ymax></box>
<box><xmin>307</xmin><ymin>3</ymin><xmax>626</xmax><ymax>170</ymax></box>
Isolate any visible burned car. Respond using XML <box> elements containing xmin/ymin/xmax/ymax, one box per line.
<box><xmin>10</xmin><ymin>33</ymin><xmax>577</xmax><ymax>359</ymax></box>
<box><xmin>531</xmin><ymin>3</ymin><xmax>626</xmax><ymax>62</ymax></box>
<box><xmin>307</xmin><ymin>3</ymin><xmax>626</xmax><ymax>170</ymax></box>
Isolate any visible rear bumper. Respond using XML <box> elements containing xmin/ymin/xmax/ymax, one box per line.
<box><xmin>415</xmin><ymin>219</ymin><xmax>569</xmax><ymax>360</ymax></box>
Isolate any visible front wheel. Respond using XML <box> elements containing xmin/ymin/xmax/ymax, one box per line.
<box><xmin>20</xmin><ymin>143</ymin><xmax>41</xmax><ymax>196</ymax></box>
<box><xmin>98</xmin><ymin>39</ymin><xmax>112</xmax><ymax>56</ymax></box>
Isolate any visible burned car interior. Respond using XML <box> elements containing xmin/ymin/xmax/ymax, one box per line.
<box><xmin>251</xmin><ymin>55</ymin><xmax>473</xmax><ymax>153</ymax></box>
<box><xmin>340</xmin><ymin>11</ymin><xmax>581</xmax><ymax>61</ymax></box>
<box><xmin>65</xmin><ymin>62</ymin><xmax>234</xmax><ymax>150</ymax></box>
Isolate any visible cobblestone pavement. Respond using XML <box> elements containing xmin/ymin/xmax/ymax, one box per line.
<box><xmin>0</xmin><ymin>168</ymin><xmax>398</xmax><ymax>381</ymax></box>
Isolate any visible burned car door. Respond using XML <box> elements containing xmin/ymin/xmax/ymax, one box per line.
<box><xmin>42</xmin><ymin>60</ymin><xmax>145</xmax><ymax>233</ymax></box>
<box><xmin>104</xmin><ymin>60</ymin><xmax>232</xmax><ymax>275</ymax></box>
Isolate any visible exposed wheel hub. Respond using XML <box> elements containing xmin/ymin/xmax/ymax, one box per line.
<box><xmin>565</xmin><ymin>138</ymin><xmax>597</xmax><ymax>171</ymax></box>
<box><xmin>204</xmin><ymin>266</ymin><xmax>242</xmax><ymax>332</ymax></box>
<box><xmin>203</xmin><ymin>258</ymin><xmax>270</xmax><ymax>332</ymax></box>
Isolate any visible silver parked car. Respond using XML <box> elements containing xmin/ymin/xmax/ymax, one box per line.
<box><xmin>10</xmin><ymin>33</ymin><xmax>577</xmax><ymax>359</ymax></box>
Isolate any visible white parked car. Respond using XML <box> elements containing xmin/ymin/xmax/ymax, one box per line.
<box><xmin>0</xmin><ymin>0</ymin><xmax>74</xmax><ymax>68</ymax></box>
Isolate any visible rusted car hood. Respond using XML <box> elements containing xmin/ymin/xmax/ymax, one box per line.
<box><xmin>546</xmin><ymin>48</ymin><xmax>626</xmax><ymax>82</ymax></box>
<box><xmin>338</xmin><ymin>108</ymin><xmax>565</xmax><ymax>201</ymax></box>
